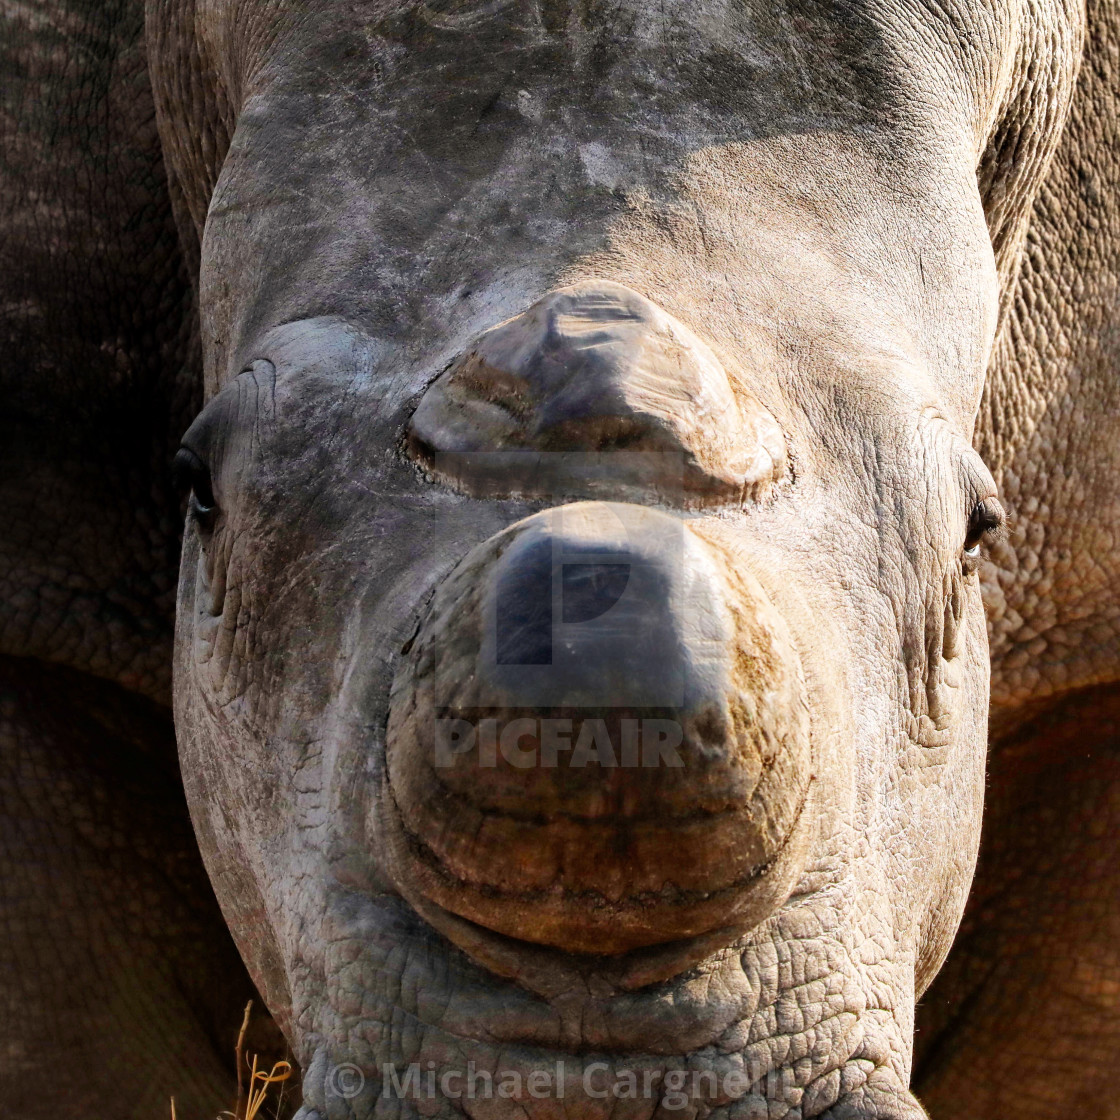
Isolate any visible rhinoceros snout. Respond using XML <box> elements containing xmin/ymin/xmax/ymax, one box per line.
<box><xmin>407</xmin><ymin>280</ymin><xmax>786</xmax><ymax>507</ymax></box>
<box><xmin>381</xmin><ymin>502</ymin><xmax>813</xmax><ymax>963</ymax></box>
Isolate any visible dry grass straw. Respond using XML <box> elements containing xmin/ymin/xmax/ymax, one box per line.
<box><xmin>170</xmin><ymin>1000</ymin><xmax>293</xmax><ymax>1120</ymax></box>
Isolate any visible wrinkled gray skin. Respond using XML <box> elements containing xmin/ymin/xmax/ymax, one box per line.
<box><xmin>2</xmin><ymin>0</ymin><xmax>1118</xmax><ymax>1117</ymax></box>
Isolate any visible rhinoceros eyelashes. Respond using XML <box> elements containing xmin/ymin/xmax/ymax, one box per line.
<box><xmin>962</xmin><ymin>495</ymin><xmax>1006</xmax><ymax>570</ymax></box>
<box><xmin>172</xmin><ymin>446</ymin><xmax>217</xmax><ymax>527</ymax></box>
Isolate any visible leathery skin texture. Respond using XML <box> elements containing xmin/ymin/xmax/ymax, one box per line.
<box><xmin>914</xmin><ymin>683</ymin><xmax>1120</xmax><ymax>1117</ymax></box>
<box><xmin>914</xmin><ymin>7</ymin><xmax>1120</xmax><ymax>1113</ymax></box>
<box><xmin>0</xmin><ymin>657</ymin><xmax>288</xmax><ymax>1115</ymax></box>
<box><xmin>1</xmin><ymin>0</ymin><xmax>1118</xmax><ymax>1116</ymax></box>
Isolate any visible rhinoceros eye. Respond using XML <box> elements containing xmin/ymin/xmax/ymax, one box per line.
<box><xmin>172</xmin><ymin>446</ymin><xmax>217</xmax><ymax>525</ymax></box>
<box><xmin>963</xmin><ymin>496</ymin><xmax>1005</xmax><ymax>569</ymax></box>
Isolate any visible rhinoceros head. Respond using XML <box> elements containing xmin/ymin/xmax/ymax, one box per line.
<box><xmin>163</xmin><ymin>1</ymin><xmax>1081</xmax><ymax>1115</ymax></box>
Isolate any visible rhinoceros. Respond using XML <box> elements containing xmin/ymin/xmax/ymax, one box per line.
<box><xmin>2</xmin><ymin>0</ymin><xmax>1117</xmax><ymax>1116</ymax></box>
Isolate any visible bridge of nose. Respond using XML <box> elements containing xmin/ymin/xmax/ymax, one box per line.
<box><xmin>408</xmin><ymin>280</ymin><xmax>786</xmax><ymax>507</ymax></box>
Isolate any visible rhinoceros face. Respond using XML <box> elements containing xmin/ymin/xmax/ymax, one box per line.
<box><xmin>167</xmin><ymin>0</ymin><xmax>1079</xmax><ymax>1115</ymax></box>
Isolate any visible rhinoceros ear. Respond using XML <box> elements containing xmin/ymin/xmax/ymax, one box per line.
<box><xmin>146</xmin><ymin>0</ymin><xmax>238</xmax><ymax>268</ymax></box>
<box><xmin>974</xmin><ymin>5</ymin><xmax>1084</xmax><ymax>318</ymax></box>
